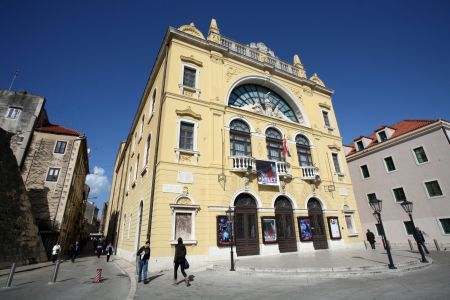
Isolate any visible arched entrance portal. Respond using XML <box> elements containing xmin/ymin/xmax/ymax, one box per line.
<box><xmin>275</xmin><ymin>197</ymin><xmax>297</xmax><ymax>253</ymax></box>
<box><xmin>234</xmin><ymin>194</ymin><xmax>259</xmax><ymax>256</ymax></box>
<box><xmin>307</xmin><ymin>198</ymin><xmax>328</xmax><ymax>250</ymax></box>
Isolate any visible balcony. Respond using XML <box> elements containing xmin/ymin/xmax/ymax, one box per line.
<box><xmin>300</xmin><ymin>166</ymin><xmax>320</xmax><ymax>181</ymax></box>
<box><xmin>276</xmin><ymin>161</ymin><xmax>292</xmax><ymax>178</ymax></box>
<box><xmin>230</xmin><ymin>156</ymin><xmax>256</xmax><ymax>173</ymax></box>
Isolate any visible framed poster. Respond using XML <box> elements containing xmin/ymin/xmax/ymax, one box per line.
<box><xmin>297</xmin><ymin>217</ymin><xmax>312</xmax><ymax>241</ymax></box>
<box><xmin>327</xmin><ymin>216</ymin><xmax>341</xmax><ymax>240</ymax></box>
<box><xmin>217</xmin><ymin>215</ymin><xmax>233</xmax><ymax>246</ymax></box>
<box><xmin>261</xmin><ymin>217</ymin><xmax>277</xmax><ymax>244</ymax></box>
<box><xmin>256</xmin><ymin>160</ymin><xmax>279</xmax><ymax>186</ymax></box>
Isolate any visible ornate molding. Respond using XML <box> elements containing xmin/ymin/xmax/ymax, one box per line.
<box><xmin>310</xmin><ymin>73</ymin><xmax>325</xmax><ymax>87</ymax></box>
<box><xmin>328</xmin><ymin>144</ymin><xmax>341</xmax><ymax>151</ymax></box>
<box><xmin>225</xmin><ymin>66</ymin><xmax>243</xmax><ymax>82</ymax></box>
<box><xmin>178</xmin><ymin>22</ymin><xmax>205</xmax><ymax>39</ymax></box>
<box><xmin>318</xmin><ymin>102</ymin><xmax>331</xmax><ymax>110</ymax></box>
<box><xmin>180</xmin><ymin>55</ymin><xmax>203</xmax><ymax>67</ymax></box>
<box><xmin>289</xmin><ymin>87</ymin><xmax>303</xmax><ymax>102</ymax></box>
<box><xmin>176</xmin><ymin>106</ymin><xmax>202</xmax><ymax>120</ymax></box>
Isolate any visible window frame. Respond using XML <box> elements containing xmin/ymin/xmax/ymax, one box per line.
<box><xmin>178</xmin><ymin>121</ymin><xmax>195</xmax><ymax>151</ymax></box>
<box><xmin>367</xmin><ymin>193</ymin><xmax>377</xmax><ymax>204</ymax></box>
<box><xmin>383</xmin><ymin>156</ymin><xmax>397</xmax><ymax>173</ymax></box>
<box><xmin>392</xmin><ymin>186</ymin><xmax>408</xmax><ymax>203</ymax></box>
<box><xmin>359</xmin><ymin>164</ymin><xmax>370</xmax><ymax>179</ymax></box>
<box><xmin>437</xmin><ymin>217</ymin><xmax>450</xmax><ymax>235</ymax></box>
<box><xmin>180</xmin><ymin>63</ymin><xmax>200</xmax><ymax>90</ymax></box>
<box><xmin>175</xmin><ymin>118</ymin><xmax>199</xmax><ymax>163</ymax></box>
<box><xmin>403</xmin><ymin>220</ymin><xmax>414</xmax><ymax>236</ymax></box>
<box><xmin>377</xmin><ymin>130</ymin><xmax>388</xmax><ymax>142</ymax></box>
<box><xmin>295</xmin><ymin>134</ymin><xmax>313</xmax><ymax>167</ymax></box>
<box><xmin>5</xmin><ymin>106</ymin><xmax>22</xmax><ymax>119</ymax></box>
<box><xmin>142</xmin><ymin>134</ymin><xmax>151</xmax><ymax>174</ymax></box>
<box><xmin>411</xmin><ymin>145</ymin><xmax>430</xmax><ymax>165</ymax></box>
<box><xmin>53</xmin><ymin>140</ymin><xmax>67</xmax><ymax>155</ymax></box>
<box><xmin>321</xmin><ymin>109</ymin><xmax>333</xmax><ymax>130</ymax></box>
<box><xmin>265</xmin><ymin>127</ymin><xmax>284</xmax><ymax>162</ymax></box>
<box><xmin>148</xmin><ymin>88</ymin><xmax>157</xmax><ymax>123</ymax></box>
<box><xmin>46</xmin><ymin>167</ymin><xmax>61</xmax><ymax>182</ymax></box>
<box><xmin>423</xmin><ymin>179</ymin><xmax>444</xmax><ymax>199</ymax></box>
<box><xmin>171</xmin><ymin>210</ymin><xmax>197</xmax><ymax>245</ymax></box>
<box><xmin>331</xmin><ymin>151</ymin><xmax>344</xmax><ymax>175</ymax></box>
<box><xmin>356</xmin><ymin>140</ymin><xmax>364</xmax><ymax>151</ymax></box>
<box><xmin>230</xmin><ymin>119</ymin><xmax>252</xmax><ymax>157</ymax></box>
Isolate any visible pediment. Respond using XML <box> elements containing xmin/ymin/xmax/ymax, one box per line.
<box><xmin>176</xmin><ymin>106</ymin><xmax>202</xmax><ymax>120</ymax></box>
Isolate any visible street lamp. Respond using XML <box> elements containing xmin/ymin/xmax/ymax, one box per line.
<box><xmin>368</xmin><ymin>198</ymin><xmax>396</xmax><ymax>269</ymax></box>
<box><xmin>226</xmin><ymin>206</ymin><xmax>236</xmax><ymax>271</ymax></box>
<box><xmin>400</xmin><ymin>200</ymin><xmax>428</xmax><ymax>263</ymax></box>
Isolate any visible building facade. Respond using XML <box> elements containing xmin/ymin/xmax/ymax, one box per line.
<box><xmin>105</xmin><ymin>20</ymin><xmax>364</xmax><ymax>269</ymax></box>
<box><xmin>345</xmin><ymin>120</ymin><xmax>450</xmax><ymax>249</ymax></box>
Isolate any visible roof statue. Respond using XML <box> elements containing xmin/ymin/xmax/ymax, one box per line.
<box><xmin>310</xmin><ymin>73</ymin><xmax>325</xmax><ymax>87</ymax></box>
<box><xmin>207</xmin><ymin>18</ymin><xmax>221</xmax><ymax>43</ymax></box>
<box><xmin>178</xmin><ymin>22</ymin><xmax>205</xmax><ymax>40</ymax></box>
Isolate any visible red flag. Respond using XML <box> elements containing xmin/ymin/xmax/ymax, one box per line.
<box><xmin>282</xmin><ymin>135</ymin><xmax>287</xmax><ymax>158</ymax></box>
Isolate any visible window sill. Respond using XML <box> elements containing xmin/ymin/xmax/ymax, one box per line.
<box><xmin>175</xmin><ymin>148</ymin><xmax>200</xmax><ymax>164</ymax></box>
<box><xmin>138</xmin><ymin>136</ymin><xmax>142</xmax><ymax>144</ymax></box>
<box><xmin>131</xmin><ymin>152</ymin><xmax>135</xmax><ymax>158</ymax></box>
<box><xmin>325</xmin><ymin>126</ymin><xmax>335</xmax><ymax>131</ymax></box>
<box><xmin>141</xmin><ymin>167</ymin><xmax>147</xmax><ymax>176</ymax></box>
<box><xmin>147</xmin><ymin>113</ymin><xmax>154</xmax><ymax>124</ymax></box>
<box><xmin>335</xmin><ymin>172</ymin><xmax>345</xmax><ymax>177</ymax></box>
<box><xmin>347</xmin><ymin>233</ymin><xmax>359</xmax><ymax>237</ymax></box>
<box><xmin>427</xmin><ymin>195</ymin><xmax>445</xmax><ymax>200</ymax></box>
<box><xmin>170</xmin><ymin>240</ymin><xmax>197</xmax><ymax>245</ymax></box>
<box><xmin>179</xmin><ymin>84</ymin><xmax>201</xmax><ymax>98</ymax></box>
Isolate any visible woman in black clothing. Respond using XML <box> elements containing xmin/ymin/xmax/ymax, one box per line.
<box><xmin>173</xmin><ymin>237</ymin><xmax>189</xmax><ymax>286</ymax></box>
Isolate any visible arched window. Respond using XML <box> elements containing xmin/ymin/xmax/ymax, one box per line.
<box><xmin>296</xmin><ymin>134</ymin><xmax>312</xmax><ymax>166</ymax></box>
<box><xmin>266</xmin><ymin>128</ymin><xmax>283</xmax><ymax>161</ymax></box>
<box><xmin>230</xmin><ymin>120</ymin><xmax>251</xmax><ymax>156</ymax></box>
<box><xmin>144</xmin><ymin>134</ymin><xmax>151</xmax><ymax>167</ymax></box>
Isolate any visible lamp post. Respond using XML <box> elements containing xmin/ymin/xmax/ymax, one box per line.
<box><xmin>368</xmin><ymin>198</ymin><xmax>396</xmax><ymax>269</ymax></box>
<box><xmin>226</xmin><ymin>206</ymin><xmax>235</xmax><ymax>271</ymax></box>
<box><xmin>400</xmin><ymin>200</ymin><xmax>428</xmax><ymax>263</ymax></box>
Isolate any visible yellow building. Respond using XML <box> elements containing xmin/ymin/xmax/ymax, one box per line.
<box><xmin>105</xmin><ymin>19</ymin><xmax>364</xmax><ymax>269</ymax></box>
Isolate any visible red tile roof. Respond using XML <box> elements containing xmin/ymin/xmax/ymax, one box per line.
<box><xmin>35</xmin><ymin>123</ymin><xmax>82</xmax><ymax>136</ymax></box>
<box><xmin>346</xmin><ymin>120</ymin><xmax>437</xmax><ymax>156</ymax></box>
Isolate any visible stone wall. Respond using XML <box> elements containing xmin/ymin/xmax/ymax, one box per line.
<box><xmin>0</xmin><ymin>128</ymin><xmax>47</xmax><ymax>268</ymax></box>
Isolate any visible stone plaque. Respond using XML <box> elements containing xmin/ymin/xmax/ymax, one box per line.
<box><xmin>339</xmin><ymin>187</ymin><xmax>348</xmax><ymax>196</ymax></box>
<box><xmin>178</xmin><ymin>171</ymin><xmax>194</xmax><ymax>184</ymax></box>
<box><xmin>163</xmin><ymin>184</ymin><xmax>183</xmax><ymax>194</ymax></box>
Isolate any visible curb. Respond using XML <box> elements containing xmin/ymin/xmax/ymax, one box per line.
<box><xmin>112</xmin><ymin>258</ymin><xmax>136</xmax><ymax>300</ymax></box>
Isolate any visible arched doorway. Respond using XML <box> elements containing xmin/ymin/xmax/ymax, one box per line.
<box><xmin>234</xmin><ymin>194</ymin><xmax>259</xmax><ymax>256</ymax></box>
<box><xmin>275</xmin><ymin>197</ymin><xmax>297</xmax><ymax>253</ymax></box>
<box><xmin>307</xmin><ymin>198</ymin><xmax>328</xmax><ymax>250</ymax></box>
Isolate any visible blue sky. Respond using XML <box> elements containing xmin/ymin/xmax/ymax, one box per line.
<box><xmin>1</xmin><ymin>0</ymin><xmax>449</xmax><ymax>209</ymax></box>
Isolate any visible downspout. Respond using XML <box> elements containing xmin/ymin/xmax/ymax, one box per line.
<box><xmin>147</xmin><ymin>41</ymin><xmax>170</xmax><ymax>241</ymax></box>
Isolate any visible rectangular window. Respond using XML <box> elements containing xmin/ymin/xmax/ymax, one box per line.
<box><xmin>179</xmin><ymin>122</ymin><xmax>194</xmax><ymax>150</ymax></box>
<box><xmin>183</xmin><ymin>67</ymin><xmax>196</xmax><ymax>88</ymax></box>
<box><xmin>175</xmin><ymin>212</ymin><xmax>192</xmax><ymax>241</ymax></box>
<box><xmin>413</xmin><ymin>147</ymin><xmax>428</xmax><ymax>164</ymax></box>
<box><xmin>46</xmin><ymin>168</ymin><xmax>60</xmax><ymax>182</ymax></box>
<box><xmin>384</xmin><ymin>156</ymin><xmax>396</xmax><ymax>172</ymax></box>
<box><xmin>54</xmin><ymin>141</ymin><xmax>67</xmax><ymax>154</ymax></box>
<box><xmin>356</xmin><ymin>141</ymin><xmax>364</xmax><ymax>151</ymax></box>
<box><xmin>6</xmin><ymin>107</ymin><xmax>22</xmax><ymax>119</ymax></box>
<box><xmin>393</xmin><ymin>187</ymin><xmax>407</xmax><ymax>202</ymax></box>
<box><xmin>345</xmin><ymin>215</ymin><xmax>356</xmax><ymax>234</ymax></box>
<box><xmin>403</xmin><ymin>221</ymin><xmax>414</xmax><ymax>235</ymax></box>
<box><xmin>322</xmin><ymin>110</ymin><xmax>331</xmax><ymax>128</ymax></box>
<box><xmin>144</xmin><ymin>135</ymin><xmax>151</xmax><ymax>167</ymax></box>
<box><xmin>375</xmin><ymin>224</ymin><xmax>384</xmax><ymax>236</ymax></box>
<box><xmin>332</xmin><ymin>153</ymin><xmax>342</xmax><ymax>174</ymax></box>
<box><xmin>439</xmin><ymin>218</ymin><xmax>450</xmax><ymax>234</ymax></box>
<box><xmin>378</xmin><ymin>131</ymin><xmax>388</xmax><ymax>142</ymax></box>
<box><xmin>425</xmin><ymin>180</ymin><xmax>443</xmax><ymax>197</ymax></box>
<box><xmin>149</xmin><ymin>89</ymin><xmax>156</xmax><ymax>116</ymax></box>
<box><xmin>367</xmin><ymin>193</ymin><xmax>377</xmax><ymax>203</ymax></box>
<box><xmin>360</xmin><ymin>165</ymin><xmax>370</xmax><ymax>179</ymax></box>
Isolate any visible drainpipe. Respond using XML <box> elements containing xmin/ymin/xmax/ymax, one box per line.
<box><xmin>147</xmin><ymin>41</ymin><xmax>170</xmax><ymax>241</ymax></box>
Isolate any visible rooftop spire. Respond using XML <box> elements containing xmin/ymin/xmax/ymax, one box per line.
<box><xmin>208</xmin><ymin>18</ymin><xmax>221</xmax><ymax>44</ymax></box>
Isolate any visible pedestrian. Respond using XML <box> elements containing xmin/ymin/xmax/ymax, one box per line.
<box><xmin>96</xmin><ymin>244</ymin><xmax>103</xmax><ymax>258</ymax></box>
<box><xmin>366</xmin><ymin>229</ymin><xmax>376</xmax><ymax>249</ymax></box>
<box><xmin>51</xmin><ymin>242</ymin><xmax>61</xmax><ymax>263</ymax></box>
<box><xmin>136</xmin><ymin>241</ymin><xmax>151</xmax><ymax>284</ymax></box>
<box><xmin>173</xmin><ymin>237</ymin><xmax>189</xmax><ymax>286</ymax></box>
<box><xmin>106</xmin><ymin>243</ymin><xmax>114</xmax><ymax>262</ymax></box>
<box><xmin>75</xmin><ymin>241</ymin><xmax>80</xmax><ymax>258</ymax></box>
<box><xmin>413</xmin><ymin>227</ymin><xmax>430</xmax><ymax>254</ymax></box>
<box><xmin>69</xmin><ymin>244</ymin><xmax>76</xmax><ymax>263</ymax></box>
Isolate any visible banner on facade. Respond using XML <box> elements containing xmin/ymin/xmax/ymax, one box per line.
<box><xmin>327</xmin><ymin>216</ymin><xmax>342</xmax><ymax>240</ymax></box>
<box><xmin>256</xmin><ymin>160</ymin><xmax>279</xmax><ymax>186</ymax></box>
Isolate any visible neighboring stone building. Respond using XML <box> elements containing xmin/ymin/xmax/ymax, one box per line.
<box><xmin>345</xmin><ymin>120</ymin><xmax>450</xmax><ymax>249</ymax></box>
<box><xmin>84</xmin><ymin>200</ymin><xmax>99</xmax><ymax>224</ymax></box>
<box><xmin>0</xmin><ymin>90</ymin><xmax>45</xmax><ymax>168</ymax></box>
<box><xmin>0</xmin><ymin>128</ymin><xmax>47</xmax><ymax>267</ymax></box>
<box><xmin>21</xmin><ymin>112</ymin><xmax>89</xmax><ymax>255</ymax></box>
<box><xmin>105</xmin><ymin>19</ymin><xmax>364</xmax><ymax>270</ymax></box>
<box><xmin>100</xmin><ymin>201</ymin><xmax>108</xmax><ymax>234</ymax></box>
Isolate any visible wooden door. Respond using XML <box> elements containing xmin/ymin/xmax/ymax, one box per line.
<box><xmin>275</xmin><ymin>197</ymin><xmax>298</xmax><ymax>253</ymax></box>
<box><xmin>234</xmin><ymin>195</ymin><xmax>259</xmax><ymax>256</ymax></box>
<box><xmin>308</xmin><ymin>199</ymin><xmax>328</xmax><ymax>250</ymax></box>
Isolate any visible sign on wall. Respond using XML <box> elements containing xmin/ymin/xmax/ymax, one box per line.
<box><xmin>327</xmin><ymin>216</ymin><xmax>342</xmax><ymax>240</ymax></box>
<box><xmin>297</xmin><ymin>217</ymin><xmax>313</xmax><ymax>241</ymax></box>
<box><xmin>217</xmin><ymin>215</ymin><xmax>233</xmax><ymax>247</ymax></box>
<box><xmin>256</xmin><ymin>160</ymin><xmax>279</xmax><ymax>186</ymax></box>
<box><xmin>261</xmin><ymin>217</ymin><xmax>277</xmax><ymax>244</ymax></box>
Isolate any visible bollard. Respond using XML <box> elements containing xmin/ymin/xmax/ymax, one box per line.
<box><xmin>408</xmin><ymin>239</ymin><xmax>414</xmax><ymax>251</ymax></box>
<box><xmin>5</xmin><ymin>263</ymin><xmax>16</xmax><ymax>288</ymax></box>
<box><xmin>94</xmin><ymin>268</ymin><xmax>102</xmax><ymax>283</ymax></box>
<box><xmin>434</xmin><ymin>239</ymin><xmax>440</xmax><ymax>251</ymax></box>
<box><xmin>50</xmin><ymin>260</ymin><xmax>61</xmax><ymax>283</ymax></box>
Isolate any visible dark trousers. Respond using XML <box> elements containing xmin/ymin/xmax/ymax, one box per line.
<box><xmin>107</xmin><ymin>254</ymin><xmax>111</xmax><ymax>262</ymax></box>
<box><xmin>174</xmin><ymin>261</ymin><xmax>186</xmax><ymax>280</ymax></box>
<box><xmin>420</xmin><ymin>242</ymin><xmax>430</xmax><ymax>254</ymax></box>
<box><xmin>369</xmin><ymin>242</ymin><xmax>376</xmax><ymax>249</ymax></box>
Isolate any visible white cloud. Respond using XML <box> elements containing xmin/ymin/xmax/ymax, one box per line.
<box><xmin>86</xmin><ymin>166</ymin><xmax>110</xmax><ymax>196</ymax></box>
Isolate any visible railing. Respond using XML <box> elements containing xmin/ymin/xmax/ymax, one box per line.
<box><xmin>276</xmin><ymin>161</ymin><xmax>291</xmax><ymax>177</ymax></box>
<box><xmin>230</xmin><ymin>156</ymin><xmax>256</xmax><ymax>172</ymax></box>
<box><xmin>300</xmin><ymin>166</ymin><xmax>320</xmax><ymax>180</ymax></box>
<box><xmin>220</xmin><ymin>37</ymin><xmax>299</xmax><ymax>78</ymax></box>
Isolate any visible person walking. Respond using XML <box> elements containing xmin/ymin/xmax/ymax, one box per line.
<box><xmin>96</xmin><ymin>243</ymin><xmax>103</xmax><ymax>258</ymax></box>
<box><xmin>366</xmin><ymin>229</ymin><xmax>376</xmax><ymax>249</ymax></box>
<box><xmin>173</xmin><ymin>237</ymin><xmax>189</xmax><ymax>286</ymax></box>
<box><xmin>136</xmin><ymin>241</ymin><xmax>151</xmax><ymax>284</ymax></box>
<box><xmin>69</xmin><ymin>243</ymin><xmax>76</xmax><ymax>263</ymax></box>
<box><xmin>414</xmin><ymin>227</ymin><xmax>430</xmax><ymax>254</ymax></box>
<box><xmin>106</xmin><ymin>243</ymin><xmax>114</xmax><ymax>262</ymax></box>
<box><xmin>51</xmin><ymin>243</ymin><xmax>61</xmax><ymax>263</ymax></box>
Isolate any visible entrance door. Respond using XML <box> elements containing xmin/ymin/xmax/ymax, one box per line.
<box><xmin>234</xmin><ymin>194</ymin><xmax>259</xmax><ymax>256</ymax></box>
<box><xmin>275</xmin><ymin>197</ymin><xmax>297</xmax><ymax>253</ymax></box>
<box><xmin>307</xmin><ymin>199</ymin><xmax>328</xmax><ymax>250</ymax></box>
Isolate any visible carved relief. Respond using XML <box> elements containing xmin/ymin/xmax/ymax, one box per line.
<box><xmin>225</xmin><ymin>66</ymin><xmax>243</xmax><ymax>82</ymax></box>
<box><xmin>176</xmin><ymin>106</ymin><xmax>202</xmax><ymax>120</ymax></box>
<box><xmin>289</xmin><ymin>87</ymin><xmax>303</xmax><ymax>103</ymax></box>
<box><xmin>179</xmin><ymin>153</ymin><xmax>192</xmax><ymax>163</ymax></box>
<box><xmin>178</xmin><ymin>22</ymin><xmax>205</xmax><ymax>39</ymax></box>
<box><xmin>177</xmin><ymin>197</ymin><xmax>192</xmax><ymax>205</ymax></box>
<box><xmin>180</xmin><ymin>55</ymin><xmax>203</xmax><ymax>67</ymax></box>
<box><xmin>183</xmin><ymin>90</ymin><xmax>194</xmax><ymax>97</ymax></box>
<box><xmin>237</xmin><ymin>94</ymin><xmax>294</xmax><ymax>123</ymax></box>
<box><xmin>302</xmin><ymin>86</ymin><xmax>313</xmax><ymax>96</ymax></box>
<box><xmin>210</xmin><ymin>52</ymin><xmax>224</xmax><ymax>64</ymax></box>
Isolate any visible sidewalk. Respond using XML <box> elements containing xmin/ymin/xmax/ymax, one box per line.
<box><xmin>0</xmin><ymin>261</ymin><xmax>57</xmax><ymax>277</ymax></box>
